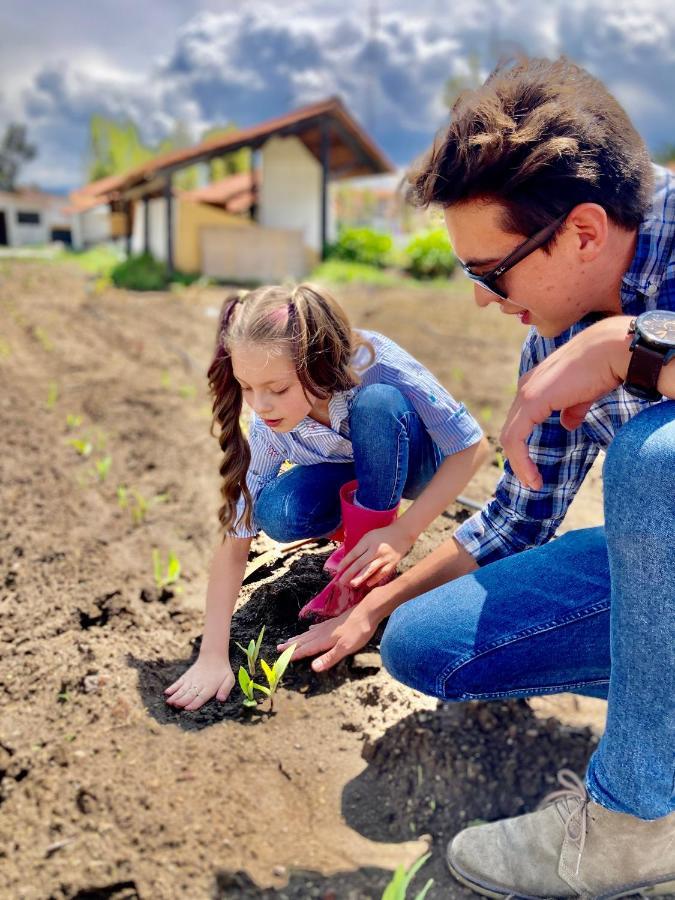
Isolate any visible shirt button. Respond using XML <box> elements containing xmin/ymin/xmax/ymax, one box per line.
<box><xmin>646</xmin><ymin>283</ymin><xmax>658</xmax><ymax>296</ymax></box>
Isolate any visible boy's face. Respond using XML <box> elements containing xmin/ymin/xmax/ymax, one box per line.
<box><xmin>444</xmin><ymin>200</ymin><xmax>600</xmax><ymax>338</ymax></box>
<box><xmin>231</xmin><ymin>343</ymin><xmax>322</xmax><ymax>432</ymax></box>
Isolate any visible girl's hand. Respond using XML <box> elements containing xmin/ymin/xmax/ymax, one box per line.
<box><xmin>336</xmin><ymin>522</ymin><xmax>414</xmax><ymax>589</ymax></box>
<box><xmin>164</xmin><ymin>652</ymin><xmax>235</xmax><ymax>711</ymax></box>
<box><xmin>277</xmin><ymin>603</ymin><xmax>378</xmax><ymax>672</ymax></box>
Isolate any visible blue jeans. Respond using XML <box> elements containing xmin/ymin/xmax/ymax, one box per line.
<box><xmin>255</xmin><ymin>384</ymin><xmax>445</xmax><ymax>542</ymax></box>
<box><xmin>381</xmin><ymin>401</ymin><xmax>675</xmax><ymax>820</ymax></box>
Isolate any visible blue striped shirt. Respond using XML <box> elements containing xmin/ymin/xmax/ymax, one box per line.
<box><xmin>454</xmin><ymin>164</ymin><xmax>675</xmax><ymax>565</ymax></box>
<box><xmin>233</xmin><ymin>329</ymin><xmax>483</xmax><ymax>537</ymax></box>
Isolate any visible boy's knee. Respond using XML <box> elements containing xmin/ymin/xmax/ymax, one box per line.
<box><xmin>604</xmin><ymin>402</ymin><xmax>675</xmax><ymax>494</ymax></box>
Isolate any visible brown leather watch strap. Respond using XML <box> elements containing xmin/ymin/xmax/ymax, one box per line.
<box><xmin>625</xmin><ymin>344</ymin><xmax>664</xmax><ymax>400</ymax></box>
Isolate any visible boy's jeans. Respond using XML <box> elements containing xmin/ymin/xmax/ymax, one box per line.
<box><xmin>255</xmin><ymin>383</ymin><xmax>445</xmax><ymax>542</ymax></box>
<box><xmin>381</xmin><ymin>401</ymin><xmax>675</xmax><ymax>820</ymax></box>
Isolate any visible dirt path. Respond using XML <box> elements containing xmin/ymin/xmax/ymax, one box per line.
<box><xmin>1</xmin><ymin>261</ymin><xmax>607</xmax><ymax>899</ymax></box>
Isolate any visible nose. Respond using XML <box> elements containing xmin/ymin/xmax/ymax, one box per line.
<box><xmin>252</xmin><ymin>393</ymin><xmax>274</xmax><ymax>415</ymax></box>
<box><xmin>473</xmin><ymin>285</ymin><xmax>500</xmax><ymax>308</ymax></box>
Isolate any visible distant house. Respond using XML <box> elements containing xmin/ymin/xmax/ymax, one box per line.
<box><xmin>0</xmin><ymin>188</ymin><xmax>76</xmax><ymax>248</ymax></box>
<box><xmin>69</xmin><ymin>97</ymin><xmax>393</xmax><ymax>282</ymax></box>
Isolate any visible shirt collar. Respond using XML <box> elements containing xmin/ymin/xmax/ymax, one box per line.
<box><xmin>621</xmin><ymin>165</ymin><xmax>674</xmax><ymax>314</ymax></box>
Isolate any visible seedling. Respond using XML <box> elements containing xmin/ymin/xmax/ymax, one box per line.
<box><xmin>237</xmin><ymin>666</ymin><xmax>267</xmax><ymax>708</ymax></box>
<box><xmin>179</xmin><ymin>384</ymin><xmax>196</xmax><ymax>399</ymax></box>
<box><xmin>480</xmin><ymin>404</ymin><xmax>493</xmax><ymax>424</ymax></box>
<box><xmin>69</xmin><ymin>438</ymin><xmax>93</xmax><ymax>457</ymax></box>
<box><xmin>34</xmin><ymin>326</ymin><xmax>53</xmax><ymax>352</ymax></box>
<box><xmin>160</xmin><ymin>370</ymin><xmax>172</xmax><ymax>389</ymax></box>
<box><xmin>235</xmin><ymin>625</ymin><xmax>265</xmax><ymax>676</ymax></box>
<box><xmin>46</xmin><ymin>382</ymin><xmax>59</xmax><ymax>410</ymax></box>
<box><xmin>381</xmin><ymin>852</ymin><xmax>433</xmax><ymax>900</ymax></box>
<box><xmin>0</xmin><ymin>337</ymin><xmax>11</xmax><ymax>359</ymax></box>
<box><xmin>117</xmin><ymin>487</ymin><xmax>167</xmax><ymax>525</ymax></box>
<box><xmin>257</xmin><ymin>644</ymin><xmax>297</xmax><ymax>710</ymax></box>
<box><xmin>152</xmin><ymin>548</ymin><xmax>181</xmax><ymax>591</ymax></box>
<box><xmin>66</xmin><ymin>413</ymin><xmax>83</xmax><ymax>430</ymax></box>
<box><xmin>94</xmin><ymin>455</ymin><xmax>112</xmax><ymax>482</ymax></box>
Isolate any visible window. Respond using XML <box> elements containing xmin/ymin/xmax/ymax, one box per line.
<box><xmin>17</xmin><ymin>210</ymin><xmax>41</xmax><ymax>225</ymax></box>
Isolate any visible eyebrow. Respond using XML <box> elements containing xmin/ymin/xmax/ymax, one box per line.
<box><xmin>233</xmin><ymin>375</ymin><xmax>290</xmax><ymax>387</ymax></box>
<box><xmin>460</xmin><ymin>256</ymin><xmax>501</xmax><ymax>269</ymax></box>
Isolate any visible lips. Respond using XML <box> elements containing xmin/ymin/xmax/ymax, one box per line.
<box><xmin>263</xmin><ymin>417</ymin><xmax>282</xmax><ymax>427</ymax></box>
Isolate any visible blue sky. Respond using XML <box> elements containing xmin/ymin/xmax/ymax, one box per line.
<box><xmin>1</xmin><ymin>0</ymin><xmax>673</xmax><ymax>192</ymax></box>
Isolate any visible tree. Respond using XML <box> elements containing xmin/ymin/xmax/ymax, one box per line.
<box><xmin>202</xmin><ymin>124</ymin><xmax>251</xmax><ymax>181</ymax></box>
<box><xmin>0</xmin><ymin>124</ymin><xmax>37</xmax><ymax>191</ymax></box>
<box><xmin>86</xmin><ymin>115</ymin><xmax>153</xmax><ymax>182</ymax></box>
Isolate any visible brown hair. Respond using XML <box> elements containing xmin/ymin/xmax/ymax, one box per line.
<box><xmin>207</xmin><ymin>283</ymin><xmax>373</xmax><ymax>535</ymax></box>
<box><xmin>407</xmin><ymin>56</ymin><xmax>653</xmax><ymax>241</ymax></box>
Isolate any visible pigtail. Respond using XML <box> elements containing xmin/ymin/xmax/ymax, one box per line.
<box><xmin>207</xmin><ymin>295</ymin><xmax>253</xmax><ymax>535</ymax></box>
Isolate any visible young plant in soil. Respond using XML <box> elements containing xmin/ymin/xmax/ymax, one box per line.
<box><xmin>117</xmin><ymin>486</ymin><xmax>167</xmax><ymax>525</ymax></box>
<box><xmin>235</xmin><ymin>625</ymin><xmax>265</xmax><ymax>676</ymax></box>
<box><xmin>65</xmin><ymin>413</ymin><xmax>83</xmax><ymax>430</ymax></box>
<box><xmin>94</xmin><ymin>455</ymin><xmax>112</xmax><ymax>482</ymax></box>
<box><xmin>256</xmin><ymin>644</ymin><xmax>297</xmax><ymax>712</ymax></box>
<box><xmin>237</xmin><ymin>666</ymin><xmax>268</xmax><ymax>709</ymax></box>
<box><xmin>152</xmin><ymin>549</ymin><xmax>181</xmax><ymax>592</ymax></box>
<box><xmin>381</xmin><ymin>852</ymin><xmax>433</xmax><ymax>900</ymax></box>
<box><xmin>69</xmin><ymin>437</ymin><xmax>92</xmax><ymax>457</ymax></box>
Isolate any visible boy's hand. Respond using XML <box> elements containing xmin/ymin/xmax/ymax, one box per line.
<box><xmin>277</xmin><ymin>602</ymin><xmax>379</xmax><ymax>672</ymax></box>
<box><xmin>501</xmin><ymin>316</ymin><xmax>630</xmax><ymax>489</ymax></box>
<box><xmin>164</xmin><ymin>652</ymin><xmax>235</xmax><ymax>711</ymax></box>
<box><xmin>335</xmin><ymin>523</ymin><xmax>413</xmax><ymax>589</ymax></box>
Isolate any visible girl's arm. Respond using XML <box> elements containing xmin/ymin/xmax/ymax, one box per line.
<box><xmin>164</xmin><ymin>535</ymin><xmax>251</xmax><ymax>710</ymax></box>
<box><xmin>393</xmin><ymin>436</ymin><xmax>489</xmax><ymax>545</ymax></box>
<box><xmin>337</xmin><ymin>435</ymin><xmax>489</xmax><ymax>589</ymax></box>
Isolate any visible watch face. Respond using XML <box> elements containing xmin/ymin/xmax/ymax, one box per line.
<box><xmin>637</xmin><ymin>310</ymin><xmax>675</xmax><ymax>348</ymax></box>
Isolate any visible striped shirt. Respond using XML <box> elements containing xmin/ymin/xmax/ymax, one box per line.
<box><xmin>454</xmin><ymin>164</ymin><xmax>675</xmax><ymax>565</ymax></box>
<box><xmin>233</xmin><ymin>329</ymin><xmax>483</xmax><ymax>537</ymax></box>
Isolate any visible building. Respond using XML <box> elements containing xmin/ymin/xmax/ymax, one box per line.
<box><xmin>0</xmin><ymin>188</ymin><xmax>76</xmax><ymax>248</ymax></box>
<box><xmin>69</xmin><ymin>97</ymin><xmax>393</xmax><ymax>282</ymax></box>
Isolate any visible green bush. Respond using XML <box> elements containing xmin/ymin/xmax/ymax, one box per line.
<box><xmin>110</xmin><ymin>253</ymin><xmax>199</xmax><ymax>291</ymax></box>
<box><xmin>328</xmin><ymin>227</ymin><xmax>393</xmax><ymax>268</ymax></box>
<box><xmin>404</xmin><ymin>229</ymin><xmax>456</xmax><ymax>280</ymax></box>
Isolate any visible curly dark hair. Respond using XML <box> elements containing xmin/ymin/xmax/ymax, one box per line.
<box><xmin>407</xmin><ymin>56</ymin><xmax>653</xmax><ymax>239</ymax></box>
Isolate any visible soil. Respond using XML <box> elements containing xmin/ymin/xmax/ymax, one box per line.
<box><xmin>0</xmin><ymin>260</ymin><xmax>613</xmax><ymax>900</ymax></box>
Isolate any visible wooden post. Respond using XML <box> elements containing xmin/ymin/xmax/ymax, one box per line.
<box><xmin>164</xmin><ymin>174</ymin><xmax>174</xmax><ymax>274</ymax></box>
<box><xmin>143</xmin><ymin>195</ymin><xmax>150</xmax><ymax>255</ymax></box>
<box><xmin>125</xmin><ymin>201</ymin><xmax>132</xmax><ymax>257</ymax></box>
<box><xmin>320</xmin><ymin>120</ymin><xmax>330</xmax><ymax>260</ymax></box>
<box><xmin>249</xmin><ymin>148</ymin><xmax>257</xmax><ymax>222</ymax></box>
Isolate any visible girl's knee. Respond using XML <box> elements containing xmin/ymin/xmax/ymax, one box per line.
<box><xmin>350</xmin><ymin>383</ymin><xmax>406</xmax><ymax>423</ymax></box>
<box><xmin>254</xmin><ymin>491</ymin><xmax>300</xmax><ymax>542</ymax></box>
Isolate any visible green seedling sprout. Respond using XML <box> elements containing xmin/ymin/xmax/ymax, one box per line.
<box><xmin>179</xmin><ymin>384</ymin><xmax>196</xmax><ymax>399</ymax></box>
<box><xmin>69</xmin><ymin>437</ymin><xmax>92</xmax><ymax>457</ymax></box>
<box><xmin>46</xmin><ymin>382</ymin><xmax>59</xmax><ymax>410</ymax></box>
<box><xmin>381</xmin><ymin>852</ymin><xmax>433</xmax><ymax>900</ymax></box>
<box><xmin>160</xmin><ymin>370</ymin><xmax>172</xmax><ymax>390</ymax></box>
<box><xmin>237</xmin><ymin>666</ymin><xmax>268</xmax><ymax>708</ymax></box>
<box><xmin>257</xmin><ymin>644</ymin><xmax>297</xmax><ymax>710</ymax></box>
<box><xmin>235</xmin><ymin>625</ymin><xmax>265</xmax><ymax>676</ymax></box>
<box><xmin>94</xmin><ymin>456</ymin><xmax>112</xmax><ymax>482</ymax></box>
<box><xmin>34</xmin><ymin>326</ymin><xmax>53</xmax><ymax>352</ymax></box>
<box><xmin>66</xmin><ymin>413</ymin><xmax>83</xmax><ymax>430</ymax></box>
<box><xmin>152</xmin><ymin>548</ymin><xmax>181</xmax><ymax>591</ymax></box>
<box><xmin>0</xmin><ymin>337</ymin><xmax>11</xmax><ymax>359</ymax></box>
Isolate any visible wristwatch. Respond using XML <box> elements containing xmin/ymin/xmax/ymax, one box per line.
<box><xmin>624</xmin><ymin>310</ymin><xmax>675</xmax><ymax>401</ymax></box>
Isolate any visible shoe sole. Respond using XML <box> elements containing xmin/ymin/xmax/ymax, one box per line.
<box><xmin>447</xmin><ymin>856</ymin><xmax>675</xmax><ymax>899</ymax></box>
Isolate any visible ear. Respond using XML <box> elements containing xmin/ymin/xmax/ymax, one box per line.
<box><xmin>566</xmin><ymin>203</ymin><xmax>608</xmax><ymax>262</ymax></box>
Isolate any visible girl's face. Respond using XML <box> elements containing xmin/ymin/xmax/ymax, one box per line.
<box><xmin>230</xmin><ymin>343</ymin><xmax>327</xmax><ymax>431</ymax></box>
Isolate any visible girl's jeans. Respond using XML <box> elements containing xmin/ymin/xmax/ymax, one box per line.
<box><xmin>255</xmin><ymin>383</ymin><xmax>445</xmax><ymax>541</ymax></box>
<box><xmin>381</xmin><ymin>401</ymin><xmax>675</xmax><ymax>820</ymax></box>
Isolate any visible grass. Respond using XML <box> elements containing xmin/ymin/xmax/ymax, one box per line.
<box><xmin>57</xmin><ymin>245</ymin><xmax>123</xmax><ymax>277</ymax></box>
<box><xmin>309</xmin><ymin>258</ymin><xmax>463</xmax><ymax>292</ymax></box>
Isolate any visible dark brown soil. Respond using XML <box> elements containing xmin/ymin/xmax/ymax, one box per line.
<box><xmin>0</xmin><ymin>261</ymin><xmax>608</xmax><ymax>899</ymax></box>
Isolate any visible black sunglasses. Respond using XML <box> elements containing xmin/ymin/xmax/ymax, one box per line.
<box><xmin>459</xmin><ymin>212</ymin><xmax>569</xmax><ymax>302</ymax></box>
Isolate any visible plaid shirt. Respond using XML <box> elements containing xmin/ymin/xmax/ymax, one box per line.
<box><xmin>455</xmin><ymin>165</ymin><xmax>675</xmax><ymax>565</ymax></box>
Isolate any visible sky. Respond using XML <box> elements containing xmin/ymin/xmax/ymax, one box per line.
<box><xmin>1</xmin><ymin>0</ymin><xmax>673</xmax><ymax>193</ymax></box>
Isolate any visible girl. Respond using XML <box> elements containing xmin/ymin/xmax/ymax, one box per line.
<box><xmin>165</xmin><ymin>283</ymin><xmax>487</xmax><ymax>710</ymax></box>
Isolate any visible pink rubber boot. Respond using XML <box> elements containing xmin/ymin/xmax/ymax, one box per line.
<box><xmin>298</xmin><ymin>480</ymin><xmax>399</xmax><ymax>621</ymax></box>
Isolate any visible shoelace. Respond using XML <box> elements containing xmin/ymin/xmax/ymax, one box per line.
<box><xmin>538</xmin><ymin>768</ymin><xmax>590</xmax><ymax>875</ymax></box>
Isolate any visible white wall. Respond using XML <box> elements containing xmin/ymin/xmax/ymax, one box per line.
<box><xmin>130</xmin><ymin>196</ymin><xmax>176</xmax><ymax>261</ymax></box>
<box><xmin>0</xmin><ymin>193</ymin><xmax>79</xmax><ymax>247</ymax></box>
<box><xmin>259</xmin><ymin>136</ymin><xmax>328</xmax><ymax>253</ymax></box>
<box><xmin>76</xmin><ymin>206</ymin><xmax>111</xmax><ymax>248</ymax></box>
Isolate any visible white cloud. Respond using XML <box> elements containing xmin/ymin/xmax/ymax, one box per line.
<box><xmin>2</xmin><ymin>0</ymin><xmax>674</xmax><ymax>190</ymax></box>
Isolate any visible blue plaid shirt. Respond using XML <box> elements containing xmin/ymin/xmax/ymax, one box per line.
<box><xmin>455</xmin><ymin>165</ymin><xmax>675</xmax><ymax>565</ymax></box>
